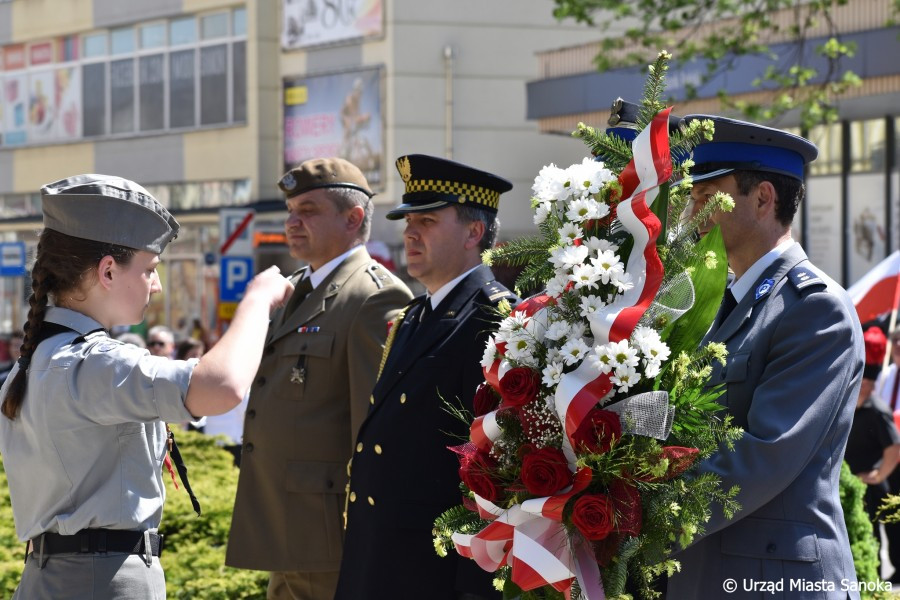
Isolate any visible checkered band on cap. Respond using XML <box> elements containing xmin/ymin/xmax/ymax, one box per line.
<box><xmin>403</xmin><ymin>178</ymin><xmax>501</xmax><ymax>210</ymax></box>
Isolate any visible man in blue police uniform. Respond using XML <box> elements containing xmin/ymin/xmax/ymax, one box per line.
<box><xmin>668</xmin><ymin>116</ymin><xmax>865</xmax><ymax>599</ymax></box>
<box><xmin>335</xmin><ymin>155</ymin><xmax>517</xmax><ymax>599</ymax></box>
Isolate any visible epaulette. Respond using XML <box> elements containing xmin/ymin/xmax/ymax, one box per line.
<box><xmin>481</xmin><ymin>280</ymin><xmax>515</xmax><ymax>304</ymax></box>
<box><xmin>365</xmin><ymin>262</ymin><xmax>394</xmax><ymax>290</ymax></box>
<box><xmin>787</xmin><ymin>265</ymin><xmax>826</xmax><ymax>292</ymax></box>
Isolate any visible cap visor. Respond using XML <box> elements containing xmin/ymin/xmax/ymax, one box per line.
<box><xmin>385</xmin><ymin>200</ymin><xmax>452</xmax><ymax>220</ymax></box>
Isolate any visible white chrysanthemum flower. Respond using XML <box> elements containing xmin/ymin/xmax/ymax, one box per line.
<box><xmin>611</xmin><ymin>271</ymin><xmax>635</xmax><ymax>292</ymax></box>
<box><xmin>498</xmin><ymin>312</ymin><xmax>528</xmax><ymax>335</ymax></box>
<box><xmin>570</xmin><ymin>157</ymin><xmax>615</xmax><ymax>196</ymax></box>
<box><xmin>606</xmin><ymin>339</ymin><xmax>640</xmax><ymax>369</ymax></box>
<box><xmin>568</xmin><ymin>321</ymin><xmax>588</xmax><ymax>341</ymax></box>
<box><xmin>644</xmin><ymin>360</ymin><xmax>662</xmax><ymax>379</ymax></box>
<box><xmin>505</xmin><ymin>331</ymin><xmax>535</xmax><ymax>361</ymax></box>
<box><xmin>544</xmin><ymin>320</ymin><xmax>570</xmax><ymax>342</ymax></box>
<box><xmin>558</xmin><ymin>244</ymin><xmax>589</xmax><ymax>269</ymax></box>
<box><xmin>611</xmin><ymin>365</ymin><xmax>640</xmax><ymax>392</ymax></box>
<box><xmin>644</xmin><ymin>341</ymin><xmax>670</xmax><ymax>364</ymax></box>
<box><xmin>545</xmin><ymin>273</ymin><xmax>570</xmax><ymax>297</ymax></box>
<box><xmin>585</xmin><ymin>237</ymin><xmax>618</xmax><ymax>253</ymax></box>
<box><xmin>558</xmin><ymin>222</ymin><xmax>584</xmax><ymax>245</ymax></box>
<box><xmin>545</xmin><ymin>347</ymin><xmax>563</xmax><ymax>365</ymax></box>
<box><xmin>542</xmin><ymin>361</ymin><xmax>564</xmax><ymax>387</ymax></box>
<box><xmin>593</xmin><ymin>249</ymin><xmax>625</xmax><ymax>284</ymax></box>
<box><xmin>534</xmin><ymin>202</ymin><xmax>551</xmax><ymax>226</ymax></box>
<box><xmin>569</xmin><ymin>263</ymin><xmax>601</xmax><ymax>290</ymax></box>
<box><xmin>565</xmin><ymin>198</ymin><xmax>599</xmax><ymax>223</ymax></box>
<box><xmin>579</xmin><ymin>295</ymin><xmax>606</xmax><ymax>318</ymax></box>
<box><xmin>631</xmin><ymin>325</ymin><xmax>660</xmax><ymax>350</ymax></box>
<box><xmin>591</xmin><ymin>344</ymin><xmax>615</xmax><ymax>374</ymax></box>
<box><xmin>560</xmin><ymin>338</ymin><xmax>591</xmax><ymax>365</ymax></box>
<box><xmin>481</xmin><ymin>337</ymin><xmax>498</xmax><ymax>369</ymax></box>
<box><xmin>532</xmin><ymin>164</ymin><xmax>569</xmax><ymax>202</ymax></box>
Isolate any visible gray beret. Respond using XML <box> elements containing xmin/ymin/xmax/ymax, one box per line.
<box><xmin>41</xmin><ymin>174</ymin><xmax>179</xmax><ymax>253</ymax></box>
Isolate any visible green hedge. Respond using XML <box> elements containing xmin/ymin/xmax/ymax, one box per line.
<box><xmin>0</xmin><ymin>430</ymin><xmax>267</xmax><ymax>599</ymax></box>
<box><xmin>0</xmin><ymin>437</ymin><xmax>887</xmax><ymax>598</ymax></box>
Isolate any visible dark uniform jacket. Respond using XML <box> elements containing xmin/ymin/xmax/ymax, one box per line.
<box><xmin>335</xmin><ymin>265</ymin><xmax>517</xmax><ymax>599</ymax></box>
<box><xmin>226</xmin><ymin>248</ymin><xmax>412</xmax><ymax>573</ymax></box>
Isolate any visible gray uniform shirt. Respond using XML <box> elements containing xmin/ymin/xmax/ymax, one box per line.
<box><xmin>0</xmin><ymin>307</ymin><xmax>195</xmax><ymax>541</ymax></box>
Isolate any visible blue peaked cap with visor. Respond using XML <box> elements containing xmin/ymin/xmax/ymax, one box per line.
<box><xmin>682</xmin><ymin>114</ymin><xmax>818</xmax><ymax>182</ymax></box>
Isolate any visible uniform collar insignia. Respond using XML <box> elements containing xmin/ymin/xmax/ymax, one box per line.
<box><xmin>755</xmin><ymin>278</ymin><xmax>775</xmax><ymax>300</ymax></box>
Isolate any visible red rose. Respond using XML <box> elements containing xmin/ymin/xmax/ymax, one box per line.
<box><xmin>499</xmin><ymin>367</ymin><xmax>540</xmax><ymax>407</ymax></box>
<box><xmin>571</xmin><ymin>493</ymin><xmax>616</xmax><ymax>540</ymax></box>
<box><xmin>571</xmin><ymin>408</ymin><xmax>621</xmax><ymax>454</ymax></box>
<box><xmin>459</xmin><ymin>450</ymin><xmax>501</xmax><ymax>502</ymax></box>
<box><xmin>520</xmin><ymin>447</ymin><xmax>572</xmax><ymax>497</ymax></box>
<box><xmin>473</xmin><ymin>383</ymin><xmax>500</xmax><ymax>417</ymax></box>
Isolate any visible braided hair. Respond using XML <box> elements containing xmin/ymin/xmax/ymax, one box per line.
<box><xmin>1</xmin><ymin>229</ymin><xmax>135</xmax><ymax>420</ymax></box>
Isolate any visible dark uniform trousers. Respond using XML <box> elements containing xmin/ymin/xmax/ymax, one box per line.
<box><xmin>335</xmin><ymin>265</ymin><xmax>517</xmax><ymax>600</ymax></box>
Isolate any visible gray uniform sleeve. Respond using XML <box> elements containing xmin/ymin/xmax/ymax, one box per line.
<box><xmin>66</xmin><ymin>341</ymin><xmax>196</xmax><ymax>425</ymax></box>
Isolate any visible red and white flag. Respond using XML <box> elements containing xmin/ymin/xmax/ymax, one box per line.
<box><xmin>848</xmin><ymin>250</ymin><xmax>900</xmax><ymax>324</ymax></box>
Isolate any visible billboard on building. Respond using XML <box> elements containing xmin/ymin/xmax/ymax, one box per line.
<box><xmin>282</xmin><ymin>0</ymin><xmax>383</xmax><ymax>49</ymax></box>
<box><xmin>283</xmin><ymin>66</ymin><xmax>383</xmax><ymax>188</ymax></box>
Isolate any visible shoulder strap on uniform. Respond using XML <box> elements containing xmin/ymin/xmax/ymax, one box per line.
<box><xmin>787</xmin><ymin>264</ymin><xmax>826</xmax><ymax>293</ymax></box>
<box><xmin>365</xmin><ymin>262</ymin><xmax>390</xmax><ymax>289</ymax></box>
<box><xmin>481</xmin><ymin>279</ymin><xmax>516</xmax><ymax>304</ymax></box>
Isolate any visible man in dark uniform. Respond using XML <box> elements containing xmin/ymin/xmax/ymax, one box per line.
<box><xmin>335</xmin><ymin>155</ymin><xmax>517</xmax><ymax>599</ymax></box>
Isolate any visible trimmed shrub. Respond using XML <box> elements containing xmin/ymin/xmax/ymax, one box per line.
<box><xmin>0</xmin><ymin>430</ymin><xmax>267</xmax><ymax>599</ymax></box>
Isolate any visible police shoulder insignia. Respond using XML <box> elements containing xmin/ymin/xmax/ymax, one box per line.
<box><xmin>397</xmin><ymin>156</ymin><xmax>412</xmax><ymax>182</ymax></box>
<box><xmin>788</xmin><ymin>265</ymin><xmax>825</xmax><ymax>292</ymax></box>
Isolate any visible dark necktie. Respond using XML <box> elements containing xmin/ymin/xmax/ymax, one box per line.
<box><xmin>713</xmin><ymin>289</ymin><xmax>738</xmax><ymax>331</ymax></box>
<box><xmin>285</xmin><ymin>276</ymin><xmax>313</xmax><ymax>316</ymax></box>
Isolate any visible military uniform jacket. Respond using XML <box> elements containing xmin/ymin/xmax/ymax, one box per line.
<box><xmin>226</xmin><ymin>248</ymin><xmax>412</xmax><ymax>572</ymax></box>
<box><xmin>335</xmin><ymin>265</ymin><xmax>516</xmax><ymax>599</ymax></box>
<box><xmin>668</xmin><ymin>244</ymin><xmax>865</xmax><ymax>600</ymax></box>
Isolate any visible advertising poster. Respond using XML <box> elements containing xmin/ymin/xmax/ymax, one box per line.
<box><xmin>54</xmin><ymin>65</ymin><xmax>82</xmax><ymax>140</ymax></box>
<box><xmin>2</xmin><ymin>74</ymin><xmax>28</xmax><ymax>146</ymax></box>
<box><xmin>282</xmin><ymin>0</ymin><xmax>383</xmax><ymax>49</ymax></box>
<box><xmin>848</xmin><ymin>173</ymin><xmax>888</xmax><ymax>285</ymax></box>
<box><xmin>27</xmin><ymin>70</ymin><xmax>56</xmax><ymax>143</ymax></box>
<box><xmin>283</xmin><ymin>67</ymin><xmax>383</xmax><ymax>188</ymax></box>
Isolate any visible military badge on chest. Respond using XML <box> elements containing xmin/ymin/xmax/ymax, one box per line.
<box><xmin>291</xmin><ymin>326</ymin><xmax>320</xmax><ymax>385</ymax></box>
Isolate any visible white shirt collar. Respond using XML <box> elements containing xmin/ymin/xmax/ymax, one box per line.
<box><xmin>428</xmin><ymin>265</ymin><xmax>481</xmax><ymax>309</ymax></box>
<box><xmin>307</xmin><ymin>245</ymin><xmax>362</xmax><ymax>289</ymax></box>
<box><xmin>730</xmin><ymin>238</ymin><xmax>795</xmax><ymax>303</ymax></box>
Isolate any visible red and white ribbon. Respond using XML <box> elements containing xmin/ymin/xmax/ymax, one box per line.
<box><xmin>555</xmin><ymin>108</ymin><xmax>672</xmax><ymax>452</ymax></box>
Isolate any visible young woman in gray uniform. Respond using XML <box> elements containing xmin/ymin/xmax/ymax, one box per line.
<box><xmin>0</xmin><ymin>174</ymin><xmax>293</xmax><ymax>599</ymax></box>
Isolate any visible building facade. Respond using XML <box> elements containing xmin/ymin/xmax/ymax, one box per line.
<box><xmin>0</xmin><ymin>0</ymin><xmax>600</xmax><ymax>335</ymax></box>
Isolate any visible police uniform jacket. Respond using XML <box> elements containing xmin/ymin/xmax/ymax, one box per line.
<box><xmin>0</xmin><ymin>307</ymin><xmax>196</xmax><ymax>541</ymax></box>
<box><xmin>227</xmin><ymin>248</ymin><xmax>412</xmax><ymax>573</ymax></box>
<box><xmin>667</xmin><ymin>243</ymin><xmax>865</xmax><ymax>599</ymax></box>
<box><xmin>335</xmin><ymin>265</ymin><xmax>517</xmax><ymax>599</ymax></box>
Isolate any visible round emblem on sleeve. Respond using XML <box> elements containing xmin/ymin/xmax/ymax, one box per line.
<box><xmin>96</xmin><ymin>342</ymin><xmax>118</xmax><ymax>352</ymax></box>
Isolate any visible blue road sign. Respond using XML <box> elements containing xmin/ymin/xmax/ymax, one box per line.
<box><xmin>0</xmin><ymin>242</ymin><xmax>26</xmax><ymax>277</ymax></box>
<box><xmin>220</xmin><ymin>256</ymin><xmax>254</xmax><ymax>302</ymax></box>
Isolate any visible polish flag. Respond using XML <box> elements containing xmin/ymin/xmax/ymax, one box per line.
<box><xmin>847</xmin><ymin>250</ymin><xmax>900</xmax><ymax>324</ymax></box>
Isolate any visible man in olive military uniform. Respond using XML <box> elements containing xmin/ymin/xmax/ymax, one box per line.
<box><xmin>226</xmin><ymin>158</ymin><xmax>412</xmax><ymax>600</ymax></box>
<box><xmin>335</xmin><ymin>155</ymin><xmax>517</xmax><ymax>599</ymax></box>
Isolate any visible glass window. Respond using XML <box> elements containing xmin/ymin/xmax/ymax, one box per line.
<box><xmin>169</xmin><ymin>49</ymin><xmax>196</xmax><ymax>128</ymax></box>
<box><xmin>140</xmin><ymin>23</ymin><xmax>166</xmax><ymax>49</ymax></box>
<box><xmin>200</xmin><ymin>44</ymin><xmax>228</xmax><ymax>125</ymax></box>
<box><xmin>82</xmin><ymin>33</ymin><xmax>107</xmax><ymax>58</ymax></box>
<box><xmin>110</xmin><ymin>58</ymin><xmax>134</xmax><ymax>133</ymax></box>
<box><xmin>82</xmin><ymin>63</ymin><xmax>106</xmax><ymax>136</ymax></box>
<box><xmin>233</xmin><ymin>8</ymin><xmax>247</xmax><ymax>36</ymax></box>
<box><xmin>851</xmin><ymin>119</ymin><xmax>887</xmax><ymax>173</ymax></box>
<box><xmin>170</xmin><ymin>17</ymin><xmax>196</xmax><ymax>46</ymax></box>
<box><xmin>110</xmin><ymin>28</ymin><xmax>135</xmax><ymax>55</ymax></box>
<box><xmin>201</xmin><ymin>13</ymin><xmax>229</xmax><ymax>39</ymax></box>
<box><xmin>808</xmin><ymin>122</ymin><xmax>842</xmax><ymax>176</ymax></box>
<box><xmin>139</xmin><ymin>54</ymin><xmax>165</xmax><ymax>131</ymax></box>
<box><xmin>233</xmin><ymin>41</ymin><xmax>246</xmax><ymax>122</ymax></box>
<box><xmin>61</xmin><ymin>36</ymin><xmax>79</xmax><ymax>62</ymax></box>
